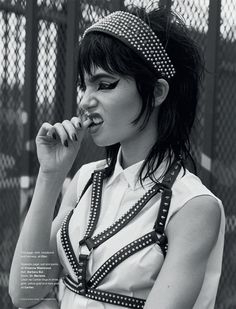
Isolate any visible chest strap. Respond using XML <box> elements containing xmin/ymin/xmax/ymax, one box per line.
<box><xmin>60</xmin><ymin>184</ymin><xmax>163</xmax><ymax>289</ymax></box>
<box><xmin>79</xmin><ymin>159</ymin><xmax>181</xmax><ymax>251</ymax></box>
<box><xmin>79</xmin><ymin>181</ymin><xmax>162</xmax><ymax>250</ymax></box>
<box><xmin>61</xmin><ymin>160</ymin><xmax>181</xmax><ymax>307</ymax></box>
<box><xmin>87</xmin><ymin>231</ymin><xmax>161</xmax><ymax>289</ymax></box>
<box><xmin>61</xmin><ymin>211</ymin><xmax>90</xmax><ymax>295</ymax></box>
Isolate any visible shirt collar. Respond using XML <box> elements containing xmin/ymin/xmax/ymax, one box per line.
<box><xmin>105</xmin><ymin>148</ymin><xmax>141</xmax><ymax>190</ymax></box>
<box><xmin>105</xmin><ymin>148</ymin><xmax>168</xmax><ymax>190</ymax></box>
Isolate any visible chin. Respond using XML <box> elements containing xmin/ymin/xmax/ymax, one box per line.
<box><xmin>91</xmin><ymin>135</ymin><xmax>118</xmax><ymax>148</ymax></box>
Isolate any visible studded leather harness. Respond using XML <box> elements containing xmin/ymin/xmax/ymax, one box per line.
<box><xmin>60</xmin><ymin>160</ymin><xmax>181</xmax><ymax>308</ymax></box>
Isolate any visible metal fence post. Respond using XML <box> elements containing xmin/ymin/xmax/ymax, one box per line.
<box><xmin>54</xmin><ymin>18</ymin><xmax>66</xmax><ymax>122</ymax></box>
<box><xmin>21</xmin><ymin>0</ymin><xmax>38</xmax><ymax>187</ymax></box>
<box><xmin>64</xmin><ymin>0</ymin><xmax>81</xmax><ymax>119</ymax></box>
<box><xmin>201</xmin><ymin>0</ymin><xmax>221</xmax><ymax>188</ymax></box>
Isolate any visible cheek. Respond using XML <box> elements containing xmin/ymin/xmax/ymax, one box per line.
<box><xmin>107</xmin><ymin>95</ymin><xmax>142</xmax><ymax>126</ymax></box>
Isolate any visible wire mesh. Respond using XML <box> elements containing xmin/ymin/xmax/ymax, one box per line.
<box><xmin>171</xmin><ymin>0</ymin><xmax>209</xmax><ymax>175</ymax></box>
<box><xmin>36</xmin><ymin>21</ymin><xmax>59</xmax><ymax>120</ymax></box>
<box><xmin>0</xmin><ymin>0</ymin><xmax>235</xmax><ymax>308</ymax></box>
<box><xmin>211</xmin><ymin>0</ymin><xmax>236</xmax><ymax>307</ymax></box>
<box><xmin>0</xmin><ymin>7</ymin><xmax>25</xmax><ymax>309</ymax></box>
<box><xmin>0</xmin><ymin>0</ymin><xmax>26</xmax><ymax>8</ymax></box>
<box><xmin>31</xmin><ymin>0</ymin><xmax>67</xmax><ymax>176</ymax></box>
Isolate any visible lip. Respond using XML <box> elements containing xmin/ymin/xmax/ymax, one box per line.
<box><xmin>86</xmin><ymin>112</ymin><xmax>103</xmax><ymax>122</ymax></box>
<box><xmin>87</xmin><ymin>112</ymin><xmax>104</xmax><ymax>134</ymax></box>
<box><xmin>88</xmin><ymin>122</ymin><xmax>103</xmax><ymax>134</ymax></box>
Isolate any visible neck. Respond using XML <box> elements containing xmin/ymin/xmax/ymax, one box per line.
<box><xmin>120</xmin><ymin>146</ymin><xmax>148</xmax><ymax>169</ymax></box>
<box><xmin>120</xmin><ymin>127</ymin><xmax>157</xmax><ymax>169</ymax></box>
<box><xmin>118</xmin><ymin>107</ymin><xmax>159</xmax><ymax>169</ymax></box>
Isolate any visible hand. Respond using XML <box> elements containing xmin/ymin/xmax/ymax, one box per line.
<box><xmin>36</xmin><ymin>116</ymin><xmax>91</xmax><ymax>176</ymax></box>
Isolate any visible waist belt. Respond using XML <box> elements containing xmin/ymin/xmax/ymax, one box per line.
<box><xmin>60</xmin><ymin>160</ymin><xmax>181</xmax><ymax>308</ymax></box>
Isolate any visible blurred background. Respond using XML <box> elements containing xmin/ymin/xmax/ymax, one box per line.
<box><xmin>0</xmin><ymin>0</ymin><xmax>235</xmax><ymax>308</ymax></box>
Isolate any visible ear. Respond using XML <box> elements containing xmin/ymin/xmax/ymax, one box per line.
<box><xmin>153</xmin><ymin>78</ymin><xmax>169</xmax><ymax>107</ymax></box>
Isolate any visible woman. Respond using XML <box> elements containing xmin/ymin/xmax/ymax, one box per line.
<box><xmin>9</xmin><ymin>6</ymin><xmax>225</xmax><ymax>309</ymax></box>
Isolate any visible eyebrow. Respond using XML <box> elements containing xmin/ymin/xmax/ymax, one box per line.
<box><xmin>86</xmin><ymin>73</ymin><xmax>117</xmax><ymax>84</ymax></box>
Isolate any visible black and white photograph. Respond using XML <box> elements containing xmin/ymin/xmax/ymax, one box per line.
<box><xmin>0</xmin><ymin>0</ymin><xmax>235</xmax><ymax>308</ymax></box>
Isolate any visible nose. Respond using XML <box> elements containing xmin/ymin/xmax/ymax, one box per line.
<box><xmin>79</xmin><ymin>90</ymin><xmax>98</xmax><ymax>112</ymax></box>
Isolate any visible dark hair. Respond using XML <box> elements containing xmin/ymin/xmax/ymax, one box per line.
<box><xmin>77</xmin><ymin>6</ymin><xmax>204</xmax><ymax>183</ymax></box>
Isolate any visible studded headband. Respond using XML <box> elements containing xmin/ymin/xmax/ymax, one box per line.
<box><xmin>83</xmin><ymin>11</ymin><xmax>176</xmax><ymax>79</ymax></box>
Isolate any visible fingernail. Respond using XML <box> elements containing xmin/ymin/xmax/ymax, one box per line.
<box><xmin>73</xmin><ymin>134</ymin><xmax>78</xmax><ymax>141</ymax></box>
<box><xmin>64</xmin><ymin>140</ymin><xmax>68</xmax><ymax>147</ymax></box>
<box><xmin>52</xmin><ymin>133</ymin><xmax>57</xmax><ymax>139</ymax></box>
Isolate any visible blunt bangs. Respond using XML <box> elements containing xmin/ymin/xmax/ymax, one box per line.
<box><xmin>78</xmin><ymin>32</ymin><xmax>138</xmax><ymax>86</ymax></box>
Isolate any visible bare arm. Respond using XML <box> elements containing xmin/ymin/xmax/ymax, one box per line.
<box><xmin>144</xmin><ymin>195</ymin><xmax>221</xmax><ymax>309</ymax></box>
<box><xmin>9</xmin><ymin>117</ymin><xmax>92</xmax><ymax>308</ymax></box>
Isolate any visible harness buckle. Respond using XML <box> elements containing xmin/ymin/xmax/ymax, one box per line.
<box><xmin>79</xmin><ymin>238</ymin><xmax>94</xmax><ymax>258</ymax></box>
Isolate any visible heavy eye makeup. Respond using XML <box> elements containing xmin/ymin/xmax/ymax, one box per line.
<box><xmin>97</xmin><ymin>79</ymin><xmax>120</xmax><ymax>90</ymax></box>
<box><xmin>78</xmin><ymin>79</ymin><xmax>120</xmax><ymax>92</ymax></box>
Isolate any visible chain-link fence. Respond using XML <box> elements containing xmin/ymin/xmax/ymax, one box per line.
<box><xmin>212</xmin><ymin>0</ymin><xmax>236</xmax><ymax>307</ymax></box>
<box><xmin>0</xmin><ymin>2</ymin><xmax>25</xmax><ymax>308</ymax></box>
<box><xmin>0</xmin><ymin>0</ymin><xmax>235</xmax><ymax>308</ymax></box>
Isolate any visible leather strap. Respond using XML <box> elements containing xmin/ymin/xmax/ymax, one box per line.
<box><xmin>87</xmin><ymin>231</ymin><xmax>159</xmax><ymax>289</ymax></box>
<box><xmin>154</xmin><ymin>160</ymin><xmax>181</xmax><ymax>234</ymax></box>
<box><xmin>82</xmin><ymin>170</ymin><xmax>105</xmax><ymax>240</ymax></box>
<box><xmin>84</xmin><ymin>183</ymin><xmax>161</xmax><ymax>250</ymax></box>
<box><xmin>61</xmin><ymin>159</ymin><xmax>181</xmax><ymax>308</ymax></box>
<box><xmin>63</xmin><ymin>277</ymin><xmax>146</xmax><ymax>309</ymax></box>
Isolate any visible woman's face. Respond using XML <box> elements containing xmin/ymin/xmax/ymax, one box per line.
<box><xmin>79</xmin><ymin>67</ymin><xmax>144</xmax><ymax>147</ymax></box>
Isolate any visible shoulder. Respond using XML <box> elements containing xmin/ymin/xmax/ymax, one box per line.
<box><xmin>166</xmin><ymin>193</ymin><xmax>222</xmax><ymax>259</ymax></box>
<box><xmin>168</xmin><ymin>168</ymin><xmax>223</xmax><ymax>221</ymax></box>
<box><xmin>167</xmin><ymin>194</ymin><xmax>221</xmax><ymax>236</ymax></box>
<box><xmin>165</xmin><ymin>168</ymin><xmax>224</xmax><ymax>255</ymax></box>
<box><xmin>172</xmin><ymin>168</ymin><xmax>214</xmax><ymax>198</ymax></box>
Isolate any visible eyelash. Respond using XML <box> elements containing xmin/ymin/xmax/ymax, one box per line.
<box><xmin>98</xmin><ymin>80</ymin><xmax>119</xmax><ymax>91</ymax></box>
<box><xmin>79</xmin><ymin>80</ymin><xmax>119</xmax><ymax>92</ymax></box>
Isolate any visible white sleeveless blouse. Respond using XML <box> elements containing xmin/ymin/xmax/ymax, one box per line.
<box><xmin>56</xmin><ymin>155</ymin><xmax>225</xmax><ymax>309</ymax></box>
